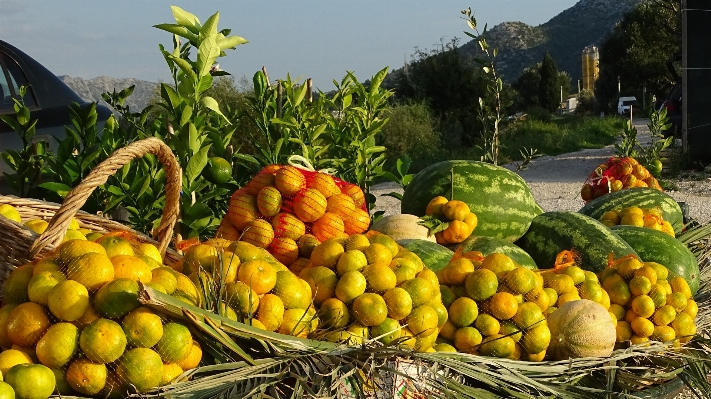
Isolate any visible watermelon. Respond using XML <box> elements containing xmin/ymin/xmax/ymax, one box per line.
<box><xmin>401</xmin><ymin>160</ymin><xmax>543</xmax><ymax>242</ymax></box>
<box><xmin>397</xmin><ymin>239</ymin><xmax>454</xmax><ymax>272</ymax></box>
<box><xmin>456</xmin><ymin>236</ymin><xmax>538</xmax><ymax>270</ymax></box>
<box><xmin>579</xmin><ymin>188</ymin><xmax>683</xmax><ymax>233</ymax></box>
<box><xmin>515</xmin><ymin>211</ymin><xmax>637</xmax><ymax>273</ymax></box>
<box><xmin>610</xmin><ymin>225</ymin><xmax>700</xmax><ymax>295</ymax></box>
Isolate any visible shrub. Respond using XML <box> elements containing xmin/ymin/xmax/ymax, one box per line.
<box><xmin>380</xmin><ymin>102</ymin><xmax>442</xmax><ymax>170</ymax></box>
<box><xmin>575</xmin><ymin>89</ymin><xmax>597</xmax><ymax>116</ymax></box>
<box><xmin>526</xmin><ymin>106</ymin><xmax>552</xmax><ymax>123</ymax></box>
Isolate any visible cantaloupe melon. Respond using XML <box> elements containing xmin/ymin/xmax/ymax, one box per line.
<box><xmin>547</xmin><ymin>299</ymin><xmax>616</xmax><ymax>360</ymax></box>
<box><xmin>371</xmin><ymin>214</ymin><xmax>435</xmax><ymax>242</ymax></box>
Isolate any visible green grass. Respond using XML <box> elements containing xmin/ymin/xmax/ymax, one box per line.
<box><xmin>498</xmin><ymin>116</ymin><xmax>624</xmax><ymax>162</ymax></box>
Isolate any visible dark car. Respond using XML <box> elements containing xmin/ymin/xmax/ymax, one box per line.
<box><xmin>0</xmin><ymin>40</ymin><xmax>111</xmax><ymax>177</ymax></box>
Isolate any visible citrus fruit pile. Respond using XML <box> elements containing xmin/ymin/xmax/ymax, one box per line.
<box><xmin>220</xmin><ymin>165</ymin><xmax>370</xmax><ymax>268</ymax></box>
<box><xmin>581</xmin><ymin>156</ymin><xmax>662</xmax><ymax>202</ymax></box>
<box><xmin>422</xmin><ymin>197</ymin><xmax>478</xmax><ymax>245</ymax></box>
<box><xmin>599</xmin><ymin>255</ymin><xmax>697</xmax><ymax>345</ymax></box>
<box><xmin>538</xmin><ymin>251</ymin><xmax>610</xmax><ymax>317</ymax></box>
<box><xmin>180</xmin><ymin>239</ymin><xmax>318</xmax><ymax>338</ymax></box>
<box><xmin>0</xmin><ymin>232</ymin><xmax>203</xmax><ymax>398</ymax></box>
<box><xmin>0</xmin><ymin>202</ymin><xmax>92</xmax><ymax>243</ymax></box>
<box><xmin>598</xmin><ymin>207</ymin><xmax>675</xmax><ymax>237</ymax></box>
<box><xmin>435</xmin><ymin>252</ymin><xmax>551</xmax><ymax>361</ymax></box>
<box><xmin>298</xmin><ymin>231</ymin><xmax>446</xmax><ymax>352</ymax></box>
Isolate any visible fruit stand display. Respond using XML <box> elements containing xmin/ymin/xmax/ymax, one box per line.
<box><xmin>0</xmin><ymin>145</ymin><xmax>711</xmax><ymax>398</ymax></box>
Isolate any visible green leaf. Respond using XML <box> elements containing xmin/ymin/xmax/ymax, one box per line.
<box><xmin>201</xmin><ymin>96</ymin><xmax>230</xmax><ymax>123</ymax></box>
<box><xmin>197</xmin><ymin>35</ymin><xmax>221</xmax><ymax>78</ymax></box>
<box><xmin>197</xmin><ymin>74</ymin><xmax>213</xmax><ymax>95</ymax></box>
<box><xmin>153</xmin><ymin>24</ymin><xmax>197</xmax><ymax>42</ymax></box>
<box><xmin>80</xmin><ymin>150</ymin><xmax>101</xmax><ymax>172</ymax></box>
<box><xmin>180</xmin><ymin>105</ymin><xmax>193</xmax><ymax>127</ymax></box>
<box><xmin>168</xmin><ymin>55</ymin><xmax>197</xmax><ymax>84</ymax></box>
<box><xmin>294</xmin><ymin>82</ymin><xmax>307</xmax><ymax>107</ymax></box>
<box><xmin>218</xmin><ymin>35</ymin><xmax>248</xmax><ymax>50</ymax></box>
<box><xmin>137</xmin><ymin>176</ymin><xmax>151</xmax><ymax>199</ymax></box>
<box><xmin>418</xmin><ymin>215</ymin><xmax>449</xmax><ymax>236</ymax></box>
<box><xmin>38</xmin><ymin>182</ymin><xmax>73</xmax><ymax>198</ymax></box>
<box><xmin>368</xmin><ymin>67</ymin><xmax>388</xmax><ymax>97</ymax></box>
<box><xmin>160</xmin><ymin>84</ymin><xmax>182</xmax><ymax>110</ymax></box>
<box><xmin>200</xmin><ymin>12</ymin><xmax>219</xmax><ymax>38</ymax></box>
<box><xmin>382</xmin><ymin>192</ymin><xmax>403</xmax><ymax>201</ymax></box>
<box><xmin>365</xmin><ymin>146</ymin><xmax>386</xmax><ymax>155</ymax></box>
<box><xmin>170</xmin><ymin>6</ymin><xmax>200</xmax><ymax>33</ymax></box>
<box><xmin>186</xmin><ymin>145</ymin><xmax>211</xmax><ymax>185</ymax></box>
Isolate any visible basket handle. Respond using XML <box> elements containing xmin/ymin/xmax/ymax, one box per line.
<box><xmin>29</xmin><ymin>137</ymin><xmax>181</xmax><ymax>258</ymax></box>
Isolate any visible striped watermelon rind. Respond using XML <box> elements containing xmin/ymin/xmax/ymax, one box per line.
<box><xmin>456</xmin><ymin>236</ymin><xmax>538</xmax><ymax>270</ymax></box>
<box><xmin>610</xmin><ymin>225</ymin><xmax>700</xmax><ymax>295</ymax></box>
<box><xmin>515</xmin><ymin>211</ymin><xmax>638</xmax><ymax>273</ymax></box>
<box><xmin>401</xmin><ymin>160</ymin><xmax>543</xmax><ymax>242</ymax></box>
<box><xmin>579</xmin><ymin>187</ymin><xmax>683</xmax><ymax>233</ymax></box>
<box><xmin>397</xmin><ymin>239</ymin><xmax>454</xmax><ymax>272</ymax></box>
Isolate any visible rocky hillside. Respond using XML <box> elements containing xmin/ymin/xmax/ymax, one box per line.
<box><xmin>60</xmin><ymin>75</ymin><xmax>158</xmax><ymax>112</ymax></box>
<box><xmin>459</xmin><ymin>0</ymin><xmax>644</xmax><ymax>82</ymax></box>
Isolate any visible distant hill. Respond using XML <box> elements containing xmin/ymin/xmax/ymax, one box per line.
<box><xmin>60</xmin><ymin>75</ymin><xmax>158</xmax><ymax>112</ymax></box>
<box><xmin>386</xmin><ymin>0</ymin><xmax>643</xmax><ymax>86</ymax></box>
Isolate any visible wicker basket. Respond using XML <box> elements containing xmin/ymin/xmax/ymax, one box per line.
<box><xmin>0</xmin><ymin>137</ymin><xmax>182</xmax><ymax>286</ymax></box>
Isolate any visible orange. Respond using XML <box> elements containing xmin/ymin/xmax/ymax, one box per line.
<box><xmin>371</xmin><ymin>317</ymin><xmax>401</xmax><ymax>345</ymax></box>
<box><xmin>241</xmin><ymin>219</ymin><xmax>275</xmax><ymax>249</ymax></box>
<box><xmin>653</xmin><ymin>305</ymin><xmax>677</xmax><ymax>326</ymax></box>
<box><xmin>80</xmin><ymin>318</ymin><xmax>127</xmax><ymax>363</ymax></box>
<box><xmin>464</xmin><ymin>269</ymin><xmax>498</xmax><ymax>301</ymax></box>
<box><xmin>343</xmin><ymin>184</ymin><xmax>366</xmax><ymax>208</ymax></box>
<box><xmin>401</xmin><ymin>277</ymin><xmax>434</xmax><ymax>307</ymax></box>
<box><xmin>288</xmin><ymin>257</ymin><xmax>310</xmax><ymax>276</ymax></box>
<box><xmin>122</xmin><ymin>307</ymin><xmax>164</xmax><ymax>348</ymax></box>
<box><xmin>256</xmin><ymin>294</ymin><xmax>285</xmax><ymax>331</ymax></box>
<box><xmin>512</xmin><ymin>302</ymin><xmax>545</xmax><ymax>330</ymax></box>
<box><xmin>463</xmin><ymin>212</ymin><xmax>478</xmax><ymax>234</ymax></box>
<box><xmin>96</xmin><ymin>235</ymin><xmax>134</xmax><ymax>257</ymax></box>
<box><xmin>116</xmin><ymin>348</ymin><xmax>163</xmax><ymax>393</ymax></box>
<box><xmin>475</xmin><ymin>313</ymin><xmax>501</xmax><ymax>336</ymax></box>
<box><xmin>111</xmin><ymin>255</ymin><xmax>153</xmax><ymax>284</ymax></box>
<box><xmin>300</xmin><ymin>266</ymin><xmax>338</xmax><ymax>306</ymax></box>
<box><xmin>318</xmin><ymin>298</ymin><xmax>350</xmax><ymax>329</ymax></box>
<box><xmin>684</xmin><ymin>299</ymin><xmax>699</xmax><ymax>319</ymax></box>
<box><xmin>616</xmin><ymin>257</ymin><xmax>644</xmax><ymax>279</ymax></box>
<box><xmin>343</xmin><ymin>208</ymin><xmax>370</xmax><ymax>235</ymax></box>
<box><xmin>155</xmin><ymin>323</ymin><xmax>192</xmax><ymax>363</ymax></box>
<box><xmin>336</xmin><ymin>249</ymin><xmax>367</xmax><ymax>275</ymax></box>
<box><xmin>448</xmin><ymin>297</ymin><xmax>478</xmax><ymax>327</ymax></box>
<box><xmin>74</xmin><ymin>305</ymin><xmax>102</xmax><ymax>330</ymax></box>
<box><xmin>406</xmin><ymin>305</ymin><xmax>439</xmax><ymax>337</ymax></box>
<box><xmin>442</xmin><ymin>220</ymin><xmax>470</xmax><ymax>244</ymax></box>
<box><xmin>66</xmin><ymin>357</ymin><xmax>107</xmax><ymax>396</ymax></box>
<box><xmin>441</xmin><ymin>200</ymin><xmax>470</xmax><ymax>221</ymax></box>
<box><xmin>367</xmin><ymin>233</ymin><xmax>399</xmax><ymax>258</ymax></box>
<box><xmin>631</xmin><ymin>295</ymin><xmax>655</xmax><ymax>318</ymax></box>
<box><xmin>152</xmin><ymin>267</ymin><xmax>179</xmax><ymax>294</ymax></box>
<box><xmin>480</xmin><ymin>253</ymin><xmax>516</xmax><ymax>278</ymax></box>
<box><xmin>488</xmin><ymin>292</ymin><xmax>519</xmax><ymax>320</ymax></box>
<box><xmin>425</xmin><ymin>196</ymin><xmax>448</xmax><ymax>217</ymax></box>
<box><xmin>5</xmin><ymin>364</ymin><xmax>56</xmax><ymax>399</ymax></box>
<box><xmin>296</xmin><ymin>234</ymin><xmax>320</xmax><ymax>258</ymax></box>
<box><xmin>389</xmin><ymin>258</ymin><xmax>418</xmax><ymax>285</ymax></box>
<box><xmin>93</xmin><ymin>278</ymin><xmax>141</xmax><ymax>319</ymax></box>
<box><xmin>31</xmin><ymin>258</ymin><xmax>61</xmax><ymax>276</ymax></box>
<box><xmin>504</xmin><ymin>267</ymin><xmax>536</xmax><ymax>294</ymax></box>
<box><xmin>3</xmin><ymin>264</ymin><xmax>34</xmax><ymax>305</ymax></box>
<box><xmin>0</xmin><ymin>349</ymin><xmax>32</xmax><ymax>376</ymax></box>
<box><xmin>311</xmin><ymin>239</ymin><xmax>345</xmax><ymax>268</ymax></box>
<box><xmin>183</xmin><ymin>244</ymin><xmax>219</xmax><ymax>275</ymax></box>
<box><xmin>307</xmin><ymin>173</ymin><xmax>340</xmax><ymax>198</ymax></box>
<box><xmin>257</xmin><ymin>186</ymin><xmax>283</xmax><ymax>217</ymax></box>
<box><xmin>631</xmin><ymin>317</ymin><xmax>655</xmax><ymax>337</ymax></box>
<box><xmin>176</xmin><ymin>340</ymin><xmax>202</xmax><ymax>370</ymax></box>
<box><xmin>271</xmin><ymin>213</ymin><xmax>306</xmax><ymax>241</ymax></box>
<box><xmin>382</xmin><ymin>287</ymin><xmax>413</xmax><ymax>321</ymax></box>
<box><xmin>228</xmin><ymin>192</ymin><xmax>261</xmax><ymax>231</ymax></box>
<box><xmin>620</xmin><ymin>213</ymin><xmax>644</xmax><ymax>227</ymax></box>
<box><xmin>363</xmin><ymin>264</ymin><xmax>397</xmax><ymax>293</ymax></box>
<box><xmin>268</xmin><ymin>237</ymin><xmax>299</xmax><ymax>265</ymax></box>
<box><xmin>335</xmin><ymin>271</ymin><xmax>367</xmax><ymax>304</ymax></box>
<box><xmin>629</xmin><ymin>276</ymin><xmax>652</xmax><ymax>296</ymax></box>
<box><xmin>667</xmin><ymin>292</ymin><xmax>688</xmax><ymax>312</ymax></box>
<box><xmin>453</xmin><ymin>326</ymin><xmax>483</xmax><ymax>353</ymax></box>
<box><xmin>293</xmin><ymin>188</ymin><xmax>327</xmax><ymax>222</ymax></box>
<box><xmin>27</xmin><ymin>270</ymin><xmax>65</xmax><ymax>306</ymax></box>
<box><xmin>274</xmin><ymin>166</ymin><xmax>306</xmax><ymax>196</ymax></box>
<box><xmin>326</xmin><ymin>193</ymin><xmax>356</xmax><ymax>219</ymax></box>
<box><xmin>47</xmin><ymin>279</ymin><xmax>90</xmax><ymax>321</ymax></box>
<box><xmin>237</xmin><ymin>260</ymin><xmax>277</xmax><ymax>294</ymax></box>
<box><xmin>57</xmin><ymin>239</ymin><xmax>107</xmax><ymax>264</ymax></box>
<box><xmin>616</xmin><ymin>321</ymin><xmax>633</xmax><ymax>341</ymax></box>
<box><xmin>161</xmin><ymin>363</ymin><xmax>183</xmax><ymax>386</ymax></box>
<box><xmin>312</xmin><ymin>212</ymin><xmax>345</xmax><ymax>242</ymax></box>
<box><xmin>243</xmin><ymin>170</ymin><xmax>276</xmax><ymax>197</ymax></box>
<box><xmin>216</xmin><ymin>218</ymin><xmax>240</xmax><ymax>241</ymax></box>
<box><xmin>66</xmin><ymin>252</ymin><xmax>115</xmax><ymax>292</ymax></box>
<box><xmin>0</xmin><ymin>305</ymin><xmax>17</xmax><ymax>349</ymax></box>
<box><xmin>352</xmin><ymin>293</ymin><xmax>388</xmax><ymax>327</ymax></box>
<box><xmin>478</xmin><ymin>334</ymin><xmax>516</xmax><ymax>358</ymax></box>
<box><xmin>278</xmin><ymin>308</ymin><xmax>312</xmax><ymax>338</ymax></box>
<box><xmin>364</xmin><ymin>243</ymin><xmax>392</xmax><ymax>268</ymax></box>
<box><xmin>6</xmin><ymin>302</ymin><xmax>51</xmax><ymax>347</ymax></box>
<box><xmin>223</xmin><ymin>281</ymin><xmax>260</xmax><ymax>315</ymax></box>
<box><xmin>669</xmin><ymin>276</ymin><xmax>692</xmax><ymax>299</ymax></box>
<box><xmin>273</xmin><ymin>271</ymin><xmax>312</xmax><ymax>309</ymax></box>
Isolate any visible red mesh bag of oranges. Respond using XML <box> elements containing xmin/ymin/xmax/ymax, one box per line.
<box><xmin>580</xmin><ymin>157</ymin><xmax>662</xmax><ymax>202</ymax></box>
<box><xmin>219</xmin><ymin>164</ymin><xmax>370</xmax><ymax>268</ymax></box>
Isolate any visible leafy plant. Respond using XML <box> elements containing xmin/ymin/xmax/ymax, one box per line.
<box><xmin>614</xmin><ymin>119</ymin><xmax>639</xmax><ymax>158</ymax></box>
<box><xmin>640</xmin><ymin>108</ymin><xmax>674</xmax><ymax>169</ymax></box>
<box><xmin>0</xmin><ymin>86</ymin><xmax>47</xmax><ymax>197</ymax></box>
<box><xmin>462</xmin><ymin>8</ymin><xmax>505</xmax><ymax>166</ymax></box>
<box><xmin>380</xmin><ymin>156</ymin><xmax>414</xmax><ymax>201</ymax></box>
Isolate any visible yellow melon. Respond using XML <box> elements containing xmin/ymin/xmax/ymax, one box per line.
<box><xmin>546</xmin><ymin>299</ymin><xmax>616</xmax><ymax>360</ymax></box>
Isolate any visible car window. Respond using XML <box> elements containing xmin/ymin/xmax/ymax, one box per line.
<box><xmin>0</xmin><ymin>52</ymin><xmax>38</xmax><ymax>110</ymax></box>
<box><xmin>622</xmin><ymin>100</ymin><xmax>636</xmax><ymax>106</ymax></box>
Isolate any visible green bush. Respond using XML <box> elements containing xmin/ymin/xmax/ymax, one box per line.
<box><xmin>379</xmin><ymin>102</ymin><xmax>442</xmax><ymax>171</ymax></box>
<box><xmin>526</xmin><ymin>106</ymin><xmax>553</xmax><ymax>123</ymax></box>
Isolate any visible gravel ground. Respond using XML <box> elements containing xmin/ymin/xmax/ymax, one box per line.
<box><xmin>372</xmin><ymin>118</ymin><xmax>711</xmax><ymax>225</ymax></box>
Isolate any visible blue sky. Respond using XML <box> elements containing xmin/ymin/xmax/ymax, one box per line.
<box><xmin>0</xmin><ymin>0</ymin><xmax>579</xmax><ymax>90</ymax></box>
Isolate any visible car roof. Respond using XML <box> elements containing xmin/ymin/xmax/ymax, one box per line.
<box><xmin>618</xmin><ymin>96</ymin><xmax>637</xmax><ymax>101</ymax></box>
<box><xmin>0</xmin><ymin>40</ymin><xmax>85</xmax><ymax>109</ymax></box>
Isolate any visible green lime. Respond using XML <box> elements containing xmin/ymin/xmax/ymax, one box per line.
<box><xmin>203</xmin><ymin>157</ymin><xmax>233</xmax><ymax>184</ymax></box>
<box><xmin>647</xmin><ymin>159</ymin><xmax>663</xmax><ymax>176</ymax></box>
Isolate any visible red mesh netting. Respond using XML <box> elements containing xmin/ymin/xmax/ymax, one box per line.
<box><xmin>220</xmin><ymin>165</ymin><xmax>369</xmax><ymax>266</ymax></box>
<box><xmin>580</xmin><ymin>157</ymin><xmax>662</xmax><ymax>202</ymax></box>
